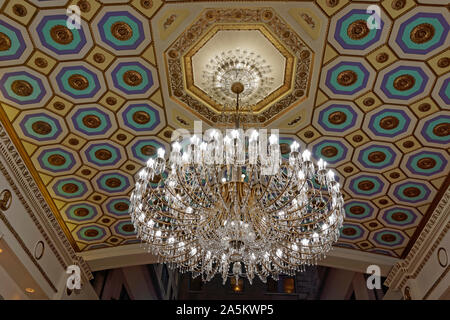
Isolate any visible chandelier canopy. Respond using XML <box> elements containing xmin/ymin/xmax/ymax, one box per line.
<box><xmin>130</xmin><ymin>80</ymin><xmax>345</xmax><ymax>285</ymax></box>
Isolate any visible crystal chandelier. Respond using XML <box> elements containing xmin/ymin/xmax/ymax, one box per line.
<box><xmin>130</xmin><ymin>82</ymin><xmax>345</xmax><ymax>285</ymax></box>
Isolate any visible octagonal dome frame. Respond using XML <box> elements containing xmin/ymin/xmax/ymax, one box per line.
<box><xmin>164</xmin><ymin>7</ymin><xmax>314</xmax><ymax>126</ymax></box>
<box><xmin>183</xmin><ymin>24</ymin><xmax>294</xmax><ymax>114</ymax></box>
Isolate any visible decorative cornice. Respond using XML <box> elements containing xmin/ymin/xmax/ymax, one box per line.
<box><xmin>385</xmin><ymin>186</ymin><xmax>450</xmax><ymax>291</ymax></box>
<box><xmin>0</xmin><ymin>122</ymin><xmax>92</xmax><ymax>280</ymax></box>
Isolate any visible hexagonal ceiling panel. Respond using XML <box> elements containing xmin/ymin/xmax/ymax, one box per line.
<box><xmin>0</xmin><ymin>0</ymin><xmax>448</xmax><ymax>260</ymax></box>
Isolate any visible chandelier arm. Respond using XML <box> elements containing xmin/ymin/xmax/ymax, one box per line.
<box><xmin>259</xmin><ymin>260</ymin><xmax>276</xmax><ymax>275</ymax></box>
<box><xmin>214</xmin><ymin>170</ymin><xmax>237</xmax><ymax>216</ymax></box>
<box><xmin>146</xmin><ymin>188</ymin><xmax>199</xmax><ymax>219</ymax></box>
<box><xmin>162</xmin><ymin>248</ymin><xmax>201</xmax><ymax>263</ymax></box>
<box><xmin>148</xmin><ymin>235</ymin><xmax>199</xmax><ymax>251</ymax></box>
<box><xmin>269</xmin><ymin>209</ymin><xmax>341</xmax><ymax>238</ymax></box>
<box><xmin>255</xmin><ymin>174</ymin><xmax>274</xmax><ymax>202</ymax></box>
<box><xmin>259</xmin><ymin>173</ymin><xmax>297</xmax><ymax>212</ymax></box>
<box><xmin>275</xmin><ymin>197</ymin><xmax>334</xmax><ymax>224</ymax></box>
<box><xmin>192</xmin><ymin>165</ymin><xmax>219</xmax><ymax>208</ymax></box>
<box><xmin>174</xmin><ymin>167</ymin><xmax>211</xmax><ymax>210</ymax></box>
<box><xmin>239</xmin><ymin>165</ymin><xmax>261</xmax><ymax>209</ymax></box>
<box><xmin>276</xmin><ymin>238</ymin><xmax>335</xmax><ymax>256</ymax></box>
<box><xmin>263</xmin><ymin>175</ymin><xmax>331</xmax><ymax>219</ymax></box>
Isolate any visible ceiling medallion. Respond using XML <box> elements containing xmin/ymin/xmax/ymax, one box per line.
<box><xmin>328</xmin><ymin>111</ymin><xmax>347</xmax><ymax>124</ymax></box>
<box><xmin>358</xmin><ymin>180</ymin><xmax>375</xmax><ymax>191</ymax></box>
<box><xmin>347</xmin><ymin>20</ymin><xmax>370</xmax><ymax>40</ymax></box>
<box><xmin>74</xmin><ymin>207</ymin><xmax>89</xmax><ymax>217</ymax></box>
<box><xmin>379</xmin><ymin>116</ymin><xmax>399</xmax><ymax>129</ymax></box>
<box><xmin>337</xmin><ymin>70</ymin><xmax>357</xmax><ymax>86</ymax></box>
<box><xmin>130</xmin><ymin>87</ymin><xmax>345</xmax><ymax>284</ymax></box>
<box><xmin>77</xmin><ymin>0</ymin><xmax>91</xmax><ymax>12</ymax></box>
<box><xmin>62</xmin><ymin>183</ymin><xmax>79</xmax><ymax>194</ymax></box>
<box><xmin>393</xmin><ymin>74</ymin><xmax>415</xmax><ymax>91</ymax></box>
<box><xmin>403</xmin><ymin>187</ymin><xmax>420</xmax><ymax>198</ymax></box>
<box><xmin>342</xmin><ymin>228</ymin><xmax>356</xmax><ymax>236</ymax></box>
<box><xmin>106</xmin><ymin>178</ymin><xmax>122</xmax><ymax>188</ymax></box>
<box><xmin>12</xmin><ymin>4</ymin><xmax>27</xmax><ymax>17</ymax></box>
<box><xmin>114</xmin><ymin>202</ymin><xmax>129</xmax><ymax>211</ymax></box>
<box><xmin>343</xmin><ymin>166</ymin><xmax>354</xmax><ymax>173</ymax></box>
<box><xmin>93</xmin><ymin>53</ymin><xmax>105</xmax><ymax>63</ymax></box>
<box><xmin>48</xmin><ymin>154</ymin><xmax>66</xmax><ymax>166</ymax></box>
<box><xmin>106</xmin><ymin>97</ymin><xmax>117</xmax><ymax>106</ymax></box>
<box><xmin>123</xmin><ymin>70</ymin><xmax>143</xmax><ymax>86</ymax></box>
<box><xmin>392</xmin><ymin>212</ymin><xmax>407</xmax><ymax>221</ymax></box>
<box><xmin>390</xmin><ymin>172</ymin><xmax>400</xmax><ymax>179</ymax></box>
<box><xmin>141</xmin><ymin>145</ymin><xmax>156</xmax><ymax>156</ymax></box>
<box><xmin>376</xmin><ymin>52</ymin><xmax>389</xmax><ymax>63</ymax></box>
<box><xmin>363</xmin><ymin>97</ymin><xmax>375</xmax><ymax>106</ymax></box>
<box><xmin>437</xmin><ymin>57</ymin><xmax>450</xmax><ymax>68</ymax></box>
<box><xmin>326</xmin><ymin>0</ymin><xmax>339</xmax><ymax>7</ymax></box>
<box><xmin>417</xmin><ymin>157</ymin><xmax>436</xmax><ymax>169</ymax></box>
<box><xmin>391</xmin><ymin>0</ymin><xmax>406</xmax><ymax>10</ymax></box>
<box><xmin>68</xmin><ymin>74</ymin><xmax>89</xmax><ymax>90</ymax></box>
<box><xmin>50</xmin><ymin>25</ymin><xmax>74</xmax><ymax>45</ymax></box>
<box><xmin>433</xmin><ymin>123</ymin><xmax>449</xmax><ymax>137</ymax></box>
<box><xmin>368</xmin><ymin>151</ymin><xmax>386</xmax><ymax>163</ymax></box>
<box><xmin>133</xmin><ymin>111</ymin><xmax>151</xmax><ymax>124</ymax></box>
<box><xmin>35</xmin><ymin>57</ymin><xmax>48</xmax><ymax>68</ymax></box>
<box><xmin>32</xmin><ymin>121</ymin><xmax>51</xmax><ymax>135</ymax></box>
<box><xmin>140</xmin><ymin>0</ymin><xmax>153</xmax><ymax>9</ymax></box>
<box><xmin>403</xmin><ymin>141</ymin><xmax>414</xmax><ymax>148</ymax></box>
<box><xmin>321</xmin><ymin>146</ymin><xmax>338</xmax><ymax>157</ymax></box>
<box><xmin>111</xmin><ymin>22</ymin><xmax>133</xmax><ymax>41</ymax></box>
<box><xmin>201</xmin><ymin>48</ymin><xmax>274</xmax><ymax>107</ymax></box>
<box><xmin>381</xmin><ymin>234</ymin><xmax>396</xmax><ymax>242</ymax></box>
<box><xmin>0</xmin><ymin>32</ymin><xmax>11</xmax><ymax>51</ymax></box>
<box><xmin>352</xmin><ymin>134</ymin><xmax>363</xmax><ymax>142</ymax></box>
<box><xmin>410</xmin><ymin>23</ymin><xmax>435</xmax><ymax>44</ymax></box>
<box><xmin>84</xmin><ymin>229</ymin><xmax>99</xmax><ymax>237</ymax></box>
<box><xmin>82</xmin><ymin>115</ymin><xmax>101</xmax><ymax>128</ymax></box>
<box><xmin>95</xmin><ymin>149</ymin><xmax>113</xmax><ymax>161</ymax></box>
<box><xmin>11</xmin><ymin>80</ymin><xmax>33</xmax><ymax>96</ymax></box>
<box><xmin>350</xmin><ymin>206</ymin><xmax>364</xmax><ymax>215</ymax></box>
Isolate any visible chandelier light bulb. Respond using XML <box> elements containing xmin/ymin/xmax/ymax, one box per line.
<box><xmin>290</xmin><ymin>141</ymin><xmax>299</xmax><ymax>152</ymax></box>
<box><xmin>327</xmin><ymin>170</ymin><xmax>335</xmax><ymax>181</ymax></box>
<box><xmin>146</xmin><ymin>158</ymin><xmax>154</xmax><ymax>167</ymax></box>
<box><xmin>269</xmin><ymin>134</ymin><xmax>278</xmax><ymax>145</ymax></box>
<box><xmin>172</xmin><ymin>141</ymin><xmax>181</xmax><ymax>152</ymax></box>
<box><xmin>317</xmin><ymin>158</ymin><xmax>324</xmax><ymax>170</ymax></box>
<box><xmin>157</xmin><ymin>148</ymin><xmax>165</xmax><ymax>158</ymax></box>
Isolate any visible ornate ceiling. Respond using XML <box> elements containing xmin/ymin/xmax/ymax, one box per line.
<box><xmin>0</xmin><ymin>0</ymin><xmax>448</xmax><ymax>259</ymax></box>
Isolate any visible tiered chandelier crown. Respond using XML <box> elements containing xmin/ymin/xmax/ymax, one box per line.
<box><xmin>130</xmin><ymin>78</ymin><xmax>345</xmax><ymax>285</ymax></box>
